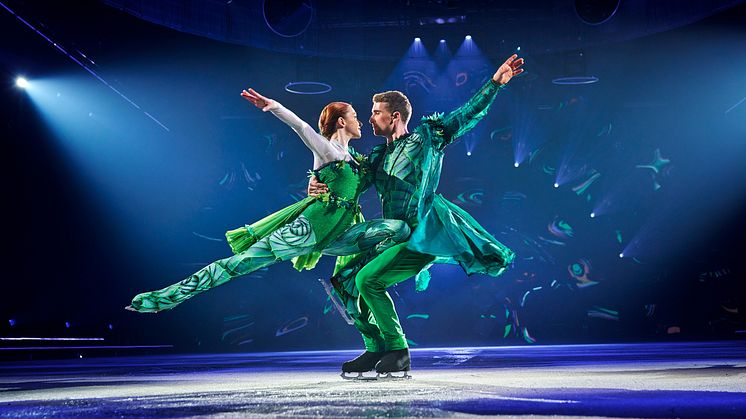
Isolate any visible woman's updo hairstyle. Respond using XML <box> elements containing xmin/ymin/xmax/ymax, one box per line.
<box><xmin>318</xmin><ymin>102</ymin><xmax>352</xmax><ymax>139</ymax></box>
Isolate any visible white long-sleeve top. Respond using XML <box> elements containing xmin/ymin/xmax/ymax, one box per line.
<box><xmin>267</xmin><ymin>101</ymin><xmax>352</xmax><ymax>170</ymax></box>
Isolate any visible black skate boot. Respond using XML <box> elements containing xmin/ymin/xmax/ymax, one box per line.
<box><xmin>341</xmin><ymin>351</ymin><xmax>384</xmax><ymax>380</ymax></box>
<box><xmin>374</xmin><ymin>348</ymin><xmax>411</xmax><ymax>379</ymax></box>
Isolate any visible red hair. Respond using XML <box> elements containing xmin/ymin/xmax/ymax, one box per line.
<box><xmin>318</xmin><ymin>102</ymin><xmax>352</xmax><ymax>139</ymax></box>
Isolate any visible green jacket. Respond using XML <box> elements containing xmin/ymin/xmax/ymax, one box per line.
<box><xmin>368</xmin><ymin>79</ymin><xmax>515</xmax><ymax>277</ymax></box>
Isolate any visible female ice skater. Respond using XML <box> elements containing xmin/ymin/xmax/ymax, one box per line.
<box><xmin>126</xmin><ymin>88</ymin><xmax>409</xmax><ymax>313</ymax></box>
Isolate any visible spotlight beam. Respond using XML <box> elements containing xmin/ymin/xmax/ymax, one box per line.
<box><xmin>0</xmin><ymin>1</ymin><xmax>170</xmax><ymax>132</ymax></box>
<box><xmin>725</xmin><ymin>96</ymin><xmax>745</xmax><ymax>115</ymax></box>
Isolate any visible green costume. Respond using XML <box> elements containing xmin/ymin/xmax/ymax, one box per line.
<box><xmin>333</xmin><ymin>80</ymin><xmax>516</xmax><ymax>352</ymax></box>
<box><xmin>128</xmin><ymin>101</ymin><xmax>410</xmax><ymax>313</ymax></box>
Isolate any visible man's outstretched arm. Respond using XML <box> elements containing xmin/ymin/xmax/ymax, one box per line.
<box><xmin>438</xmin><ymin>54</ymin><xmax>524</xmax><ymax>147</ymax></box>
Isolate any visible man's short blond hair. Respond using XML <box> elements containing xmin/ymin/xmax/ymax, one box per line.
<box><xmin>372</xmin><ymin>90</ymin><xmax>412</xmax><ymax>125</ymax></box>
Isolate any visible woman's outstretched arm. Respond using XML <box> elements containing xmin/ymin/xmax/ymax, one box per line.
<box><xmin>241</xmin><ymin>88</ymin><xmax>340</xmax><ymax>167</ymax></box>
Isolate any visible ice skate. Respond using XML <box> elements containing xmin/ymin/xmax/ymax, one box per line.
<box><xmin>341</xmin><ymin>351</ymin><xmax>384</xmax><ymax>380</ymax></box>
<box><xmin>124</xmin><ymin>304</ymin><xmax>160</xmax><ymax>314</ymax></box>
<box><xmin>375</xmin><ymin>348</ymin><xmax>412</xmax><ymax>380</ymax></box>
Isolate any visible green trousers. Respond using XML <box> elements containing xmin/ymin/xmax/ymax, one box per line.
<box><xmin>351</xmin><ymin>242</ymin><xmax>435</xmax><ymax>352</ymax></box>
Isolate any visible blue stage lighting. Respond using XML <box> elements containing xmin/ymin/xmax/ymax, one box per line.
<box><xmin>465</xmin><ymin>35</ymin><xmax>472</xmax><ymax>40</ymax></box>
<box><xmin>15</xmin><ymin>76</ymin><xmax>29</xmax><ymax>88</ymax></box>
<box><xmin>514</xmin><ymin>162</ymin><xmax>520</xmax><ymax>168</ymax></box>
<box><xmin>619</xmin><ymin>253</ymin><xmax>624</xmax><ymax>258</ymax></box>
<box><xmin>3</xmin><ymin>3</ymin><xmax>169</xmax><ymax>131</ymax></box>
<box><xmin>517</xmin><ymin>46</ymin><xmax>521</xmax><ymax>51</ymax></box>
<box><xmin>554</xmin><ymin>182</ymin><xmax>559</xmax><ymax>188</ymax></box>
<box><xmin>590</xmin><ymin>212</ymin><xmax>596</xmax><ymax>218</ymax></box>
<box><xmin>552</xmin><ymin>76</ymin><xmax>599</xmax><ymax>85</ymax></box>
<box><xmin>440</xmin><ymin>39</ymin><xmax>445</xmax><ymax>43</ymax></box>
<box><xmin>414</xmin><ymin>37</ymin><xmax>421</xmax><ymax>42</ymax></box>
<box><xmin>466</xmin><ymin>151</ymin><xmax>472</xmax><ymax>156</ymax></box>
<box><xmin>284</xmin><ymin>81</ymin><xmax>332</xmax><ymax>95</ymax></box>
<box><xmin>725</xmin><ymin>96</ymin><xmax>746</xmax><ymax>114</ymax></box>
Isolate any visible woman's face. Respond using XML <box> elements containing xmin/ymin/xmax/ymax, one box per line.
<box><xmin>342</xmin><ymin>106</ymin><xmax>363</xmax><ymax>139</ymax></box>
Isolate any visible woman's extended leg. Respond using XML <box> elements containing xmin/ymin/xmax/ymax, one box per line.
<box><xmin>127</xmin><ymin>216</ymin><xmax>318</xmax><ymax>313</ymax></box>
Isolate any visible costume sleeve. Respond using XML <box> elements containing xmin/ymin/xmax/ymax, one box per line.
<box><xmin>268</xmin><ymin>102</ymin><xmax>344</xmax><ymax>167</ymax></box>
<box><xmin>437</xmin><ymin>79</ymin><xmax>505</xmax><ymax>149</ymax></box>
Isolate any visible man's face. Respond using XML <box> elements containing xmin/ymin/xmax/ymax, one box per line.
<box><xmin>370</xmin><ymin>101</ymin><xmax>394</xmax><ymax>137</ymax></box>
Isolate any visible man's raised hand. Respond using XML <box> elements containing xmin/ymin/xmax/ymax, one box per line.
<box><xmin>492</xmin><ymin>54</ymin><xmax>525</xmax><ymax>85</ymax></box>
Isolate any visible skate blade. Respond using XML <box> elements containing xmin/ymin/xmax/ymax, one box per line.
<box><xmin>124</xmin><ymin>305</ymin><xmax>160</xmax><ymax>314</ymax></box>
<box><xmin>375</xmin><ymin>371</ymin><xmax>412</xmax><ymax>380</ymax></box>
<box><xmin>340</xmin><ymin>371</ymin><xmax>378</xmax><ymax>381</ymax></box>
<box><xmin>318</xmin><ymin>278</ymin><xmax>354</xmax><ymax>325</ymax></box>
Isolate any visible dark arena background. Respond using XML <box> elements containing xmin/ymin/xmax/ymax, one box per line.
<box><xmin>2</xmin><ymin>0</ymin><xmax>745</xmax><ymax>417</ymax></box>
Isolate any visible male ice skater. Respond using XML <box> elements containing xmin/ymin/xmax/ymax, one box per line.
<box><xmin>311</xmin><ymin>54</ymin><xmax>524</xmax><ymax>379</ymax></box>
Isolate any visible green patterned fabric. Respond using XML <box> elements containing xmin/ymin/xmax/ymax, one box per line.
<box><xmin>332</xmin><ymin>79</ymin><xmax>516</xmax><ymax>351</ymax></box>
<box><xmin>225</xmin><ymin>196</ymin><xmax>315</xmax><ymax>255</ymax></box>
<box><xmin>128</xmin><ymin>216</ymin><xmax>317</xmax><ymax>313</ymax></box>
<box><xmin>127</xmin><ymin>152</ymin><xmax>410</xmax><ymax>313</ymax></box>
<box><xmin>369</xmin><ymin>79</ymin><xmax>516</xmax><ymax>278</ymax></box>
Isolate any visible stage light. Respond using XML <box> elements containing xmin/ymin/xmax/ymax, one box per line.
<box><xmin>15</xmin><ymin>77</ymin><xmax>29</xmax><ymax>89</ymax></box>
<box><xmin>8</xmin><ymin>319</ymin><xmax>16</xmax><ymax>327</ymax></box>
<box><xmin>514</xmin><ymin>162</ymin><xmax>520</xmax><ymax>168</ymax></box>
<box><xmin>517</xmin><ymin>46</ymin><xmax>521</xmax><ymax>51</ymax></box>
<box><xmin>619</xmin><ymin>253</ymin><xmax>624</xmax><ymax>258</ymax></box>
<box><xmin>552</xmin><ymin>76</ymin><xmax>599</xmax><ymax>85</ymax></box>
<box><xmin>3</xmin><ymin>2</ymin><xmax>169</xmax><ymax>131</ymax></box>
<box><xmin>590</xmin><ymin>212</ymin><xmax>596</xmax><ymax>218</ymax></box>
<box><xmin>284</xmin><ymin>81</ymin><xmax>332</xmax><ymax>95</ymax></box>
<box><xmin>0</xmin><ymin>337</ymin><xmax>105</xmax><ymax>342</ymax></box>
<box><xmin>553</xmin><ymin>182</ymin><xmax>559</xmax><ymax>188</ymax></box>
<box><xmin>440</xmin><ymin>39</ymin><xmax>445</xmax><ymax>43</ymax></box>
<box><xmin>466</xmin><ymin>151</ymin><xmax>472</xmax><ymax>156</ymax></box>
<box><xmin>414</xmin><ymin>37</ymin><xmax>421</xmax><ymax>42</ymax></box>
<box><xmin>465</xmin><ymin>35</ymin><xmax>472</xmax><ymax>40</ymax></box>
